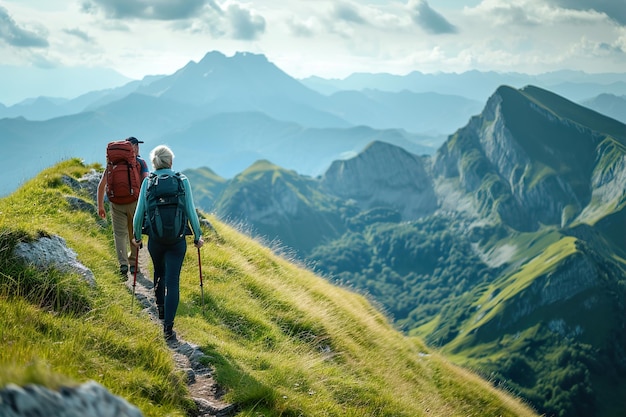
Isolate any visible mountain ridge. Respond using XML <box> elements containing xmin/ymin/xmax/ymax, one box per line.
<box><xmin>184</xmin><ymin>83</ymin><xmax>626</xmax><ymax>417</ymax></box>
<box><xmin>0</xmin><ymin>159</ymin><xmax>539</xmax><ymax>417</ymax></box>
<box><xmin>1</xmin><ymin>51</ymin><xmax>449</xmax><ymax>196</ymax></box>
<box><xmin>301</xmin><ymin>69</ymin><xmax>626</xmax><ymax>102</ymax></box>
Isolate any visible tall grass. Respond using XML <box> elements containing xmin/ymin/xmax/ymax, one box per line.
<box><xmin>0</xmin><ymin>160</ymin><xmax>193</xmax><ymax>416</ymax></box>
<box><xmin>175</xmin><ymin>206</ymin><xmax>538</xmax><ymax>416</ymax></box>
<box><xmin>0</xmin><ymin>159</ymin><xmax>538</xmax><ymax>417</ymax></box>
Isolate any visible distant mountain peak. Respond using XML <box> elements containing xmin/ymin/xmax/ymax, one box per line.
<box><xmin>323</xmin><ymin>140</ymin><xmax>438</xmax><ymax>220</ymax></box>
<box><xmin>244</xmin><ymin>159</ymin><xmax>281</xmax><ymax>173</ymax></box>
<box><xmin>199</xmin><ymin>50</ymin><xmax>226</xmax><ymax>62</ymax></box>
<box><xmin>233</xmin><ymin>51</ymin><xmax>268</xmax><ymax>61</ymax></box>
<box><xmin>196</xmin><ymin>50</ymin><xmax>269</xmax><ymax>68</ymax></box>
<box><xmin>136</xmin><ymin>49</ymin><xmax>319</xmax><ymax>107</ymax></box>
<box><xmin>434</xmin><ymin>83</ymin><xmax>626</xmax><ymax>230</ymax></box>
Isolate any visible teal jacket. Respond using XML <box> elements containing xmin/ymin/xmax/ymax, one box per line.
<box><xmin>132</xmin><ymin>169</ymin><xmax>202</xmax><ymax>242</ymax></box>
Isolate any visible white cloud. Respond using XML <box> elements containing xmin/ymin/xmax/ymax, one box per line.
<box><xmin>466</xmin><ymin>0</ymin><xmax>609</xmax><ymax>27</ymax></box>
<box><xmin>0</xmin><ymin>5</ymin><xmax>48</xmax><ymax>47</ymax></box>
<box><xmin>333</xmin><ymin>2</ymin><xmax>367</xmax><ymax>25</ymax></box>
<box><xmin>225</xmin><ymin>2</ymin><xmax>266</xmax><ymax>40</ymax></box>
<box><xmin>0</xmin><ymin>0</ymin><xmax>624</xmax><ymax>80</ymax></box>
<box><xmin>63</xmin><ymin>27</ymin><xmax>91</xmax><ymax>42</ymax></box>
<box><xmin>285</xmin><ymin>15</ymin><xmax>321</xmax><ymax>38</ymax></box>
<box><xmin>408</xmin><ymin>0</ymin><xmax>457</xmax><ymax>34</ymax></box>
<box><xmin>547</xmin><ymin>0</ymin><xmax>626</xmax><ymax>26</ymax></box>
<box><xmin>80</xmin><ymin>0</ymin><xmax>209</xmax><ymax>20</ymax></box>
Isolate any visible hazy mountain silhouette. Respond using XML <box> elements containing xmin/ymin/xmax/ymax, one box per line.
<box><xmin>2</xmin><ymin>51</ymin><xmax>624</xmax><ymax>197</ymax></box>
<box><xmin>1</xmin><ymin>51</ymin><xmax>443</xmax><ymax>196</ymax></box>
<box><xmin>302</xmin><ymin>69</ymin><xmax>626</xmax><ymax>103</ymax></box>
<box><xmin>581</xmin><ymin>93</ymin><xmax>626</xmax><ymax>124</ymax></box>
<box><xmin>0</xmin><ymin>65</ymin><xmax>131</xmax><ymax>106</ymax></box>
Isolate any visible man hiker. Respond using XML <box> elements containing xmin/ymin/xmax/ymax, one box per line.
<box><xmin>132</xmin><ymin>144</ymin><xmax>204</xmax><ymax>341</ymax></box>
<box><xmin>97</xmin><ymin>137</ymin><xmax>150</xmax><ymax>277</ymax></box>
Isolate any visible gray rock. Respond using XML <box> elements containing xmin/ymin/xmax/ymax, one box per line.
<box><xmin>0</xmin><ymin>381</ymin><xmax>142</xmax><ymax>417</ymax></box>
<box><xmin>78</xmin><ymin>170</ymin><xmax>103</xmax><ymax>203</ymax></box>
<box><xmin>65</xmin><ymin>195</ymin><xmax>96</xmax><ymax>213</ymax></box>
<box><xmin>13</xmin><ymin>234</ymin><xmax>96</xmax><ymax>286</ymax></box>
<box><xmin>322</xmin><ymin>141</ymin><xmax>438</xmax><ymax>220</ymax></box>
<box><xmin>61</xmin><ymin>170</ymin><xmax>102</xmax><ymax>203</ymax></box>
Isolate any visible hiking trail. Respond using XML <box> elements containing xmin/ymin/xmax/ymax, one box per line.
<box><xmin>126</xmin><ymin>246</ymin><xmax>237</xmax><ymax>417</ymax></box>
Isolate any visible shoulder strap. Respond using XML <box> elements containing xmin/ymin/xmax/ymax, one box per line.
<box><xmin>174</xmin><ymin>172</ymin><xmax>185</xmax><ymax>191</ymax></box>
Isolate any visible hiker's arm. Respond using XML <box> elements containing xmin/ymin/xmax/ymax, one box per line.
<box><xmin>97</xmin><ymin>173</ymin><xmax>106</xmax><ymax>219</ymax></box>
<box><xmin>182</xmin><ymin>177</ymin><xmax>203</xmax><ymax>247</ymax></box>
<box><xmin>132</xmin><ymin>180</ymin><xmax>148</xmax><ymax>243</ymax></box>
<box><xmin>138</xmin><ymin>158</ymin><xmax>149</xmax><ymax>180</ymax></box>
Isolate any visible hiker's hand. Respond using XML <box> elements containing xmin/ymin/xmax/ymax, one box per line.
<box><xmin>194</xmin><ymin>237</ymin><xmax>204</xmax><ymax>248</ymax></box>
<box><xmin>132</xmin><ymin>238</ymin><xmax>143</xmax><ymax>248</ymax></box>
<box><xmin>98</xmin><ymin>205</ymin><xmax>106</xmax><ymax>219</ymax></box>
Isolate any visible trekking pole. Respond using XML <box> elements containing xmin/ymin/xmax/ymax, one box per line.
<box><xmin>197</xmin><ymin>246</ymin><xmax>205</xmax><ymax>315</ymax></box>
<box><xmin>131</xmin><ymin>245</ymin><xmax>139</xmax><ymax>313</ymax></box>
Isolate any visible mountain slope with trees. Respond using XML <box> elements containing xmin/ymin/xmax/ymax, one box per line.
<box><xmin>187</xmin><ymin>84</ymin><xmax>626</xmax><ymax>417</ymax></box>
<box><xmin>0</xmin><ymin>159</ymin><xmax>538</xmax><ymax>417</ymax></box>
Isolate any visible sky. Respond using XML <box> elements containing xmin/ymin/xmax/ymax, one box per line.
<box><xmin>1</xmin><ymin>0</ymin><xmax>625</xmax><ymax>82</ymax></box>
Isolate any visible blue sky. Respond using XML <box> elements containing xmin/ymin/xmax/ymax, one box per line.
<box><xmin>0</xmin><ymin>0</ymin><xmax>624</xmax><ymax>81</ymax></box>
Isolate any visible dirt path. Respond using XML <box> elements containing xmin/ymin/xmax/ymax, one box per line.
<box><xmin>126</xmin><ymin>246</ymin><xmax>237</xmax><ymax>417</ymax></box>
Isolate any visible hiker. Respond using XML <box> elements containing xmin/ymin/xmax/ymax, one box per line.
<box><xmin>97</xmin><ymin>137</ymin><xmax>150</xmax><ymax>277</ymax></box>
<box><xmin>131</xmin><ymin>144</ymin><xmax>204</xmax><ymax>341</ymax></box>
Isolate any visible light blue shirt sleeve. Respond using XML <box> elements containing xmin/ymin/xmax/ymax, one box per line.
<box><xmin>133</xmin><ymin>176</ymin><xmax>149</xmax><ymax>242</ymax></box>
<box><xmin>181</xmin><ymin>174</ymin><xmax>203</xmax><ymax>240</ymax></box>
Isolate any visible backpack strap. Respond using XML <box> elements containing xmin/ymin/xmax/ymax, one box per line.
<box><xmin>126</xmin><ymin>160</ymin><xmax>134</xmax><ymax>197</ymax></box>
<box><xmin>174</xmin><ymin>172</ymin><xmax>184</xmax><ymax>191</ymax></box>
<box><xmin>147</xmin><ymin>172</ymin><xmax>158</xmax><ymax>187</ymax></box>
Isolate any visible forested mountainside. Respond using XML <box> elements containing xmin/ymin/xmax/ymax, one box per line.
<box><xmin>187</xmin><ymin>84</ymin><xmax>626</xmax><ymax>417</ymax></box>
<box><xmin>0</xmin><ymin>160</ymin><xmax>538</xmax><ymax>417</ymax></box>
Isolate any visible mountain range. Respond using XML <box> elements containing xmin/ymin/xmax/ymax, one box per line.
<box><xmin>0</xmin><ymin>158</ymin><xmax>539</xmax><ymax>417</ymax></box>
<box><xmin>2</xmin><ymin>51</ymin><xmax>467</xmax><ymax>197</ymax></box>
<box><xmin>183</xmin><ymin>84</ymin><xmax>626</xmax><ymax>417</ymax></box>
<box><xmin>3</xmin><ymin>50</ymin><xmax>626</xmax><ymax>416</ymax></box>
<box><xmin>0</xmin><ymin>65</ymin><xmax>132</xmax><ymax>106</ymax></box>
<box><xmin>2</xmin><ymin>51</ymin><xmax>625</xmax><ymax>196</ymax></box>
<box><xmin>301</xmin><ymin>69</ymin><xmax>626</xmax><ymax>103</ymax></box>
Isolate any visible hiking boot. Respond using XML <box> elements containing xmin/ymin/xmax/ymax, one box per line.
<box><xmin>164</xmin><ymin>324</ymin><xmax>177</xmax><ymax>342</ymax></box>
<box><xmin>157</xmin><ymin>304</ymin><xmax>164</xmax><ymax>320</ymax></box>
<box><xmin>130</xmin><ymin>265</ymin><xmax>137</xmax><ymax>274</ymax></box>
<box><xmin>119</xmin><ymin>265</ymin><xmax>128</xmax><ymax>277</ymax></box>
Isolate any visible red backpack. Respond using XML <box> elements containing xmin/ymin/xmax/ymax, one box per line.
<box><xmin>105</xmin><ymin>140</ymin><xmax>141</xmax><ymax>204</ymax></box>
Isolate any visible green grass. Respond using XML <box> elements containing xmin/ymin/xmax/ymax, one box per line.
<box><xmin>441</xmin><ymin>235</ymin><xmax>577</xmax><ymax>352</ymax></box>
<box><xmin>0</xmin><ymin>159</ymin><xmax>537</xmax><ymax>417</ymax></box>
<box><xmin>0</xmin><ymin>160</ymin><xmax>192</xmax><ymax>416</ymax></box>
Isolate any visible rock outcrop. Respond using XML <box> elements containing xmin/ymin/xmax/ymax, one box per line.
<box><xmin>13</xmin><ymin>234</ymin><xmax>95</xmax><ymax>286</ymax></box>
<box><xmin>432</xmin><ymin>85</ymin><xmax>611</xmax><ymax>231</ymax></box>
<box><xmin>322</xmin><ymin>140</ymin><xmax>438</xmax><ymax>220</ymax></box>
<box><xmin>0</xmin><ymin>381</ymin><xmax>142</xmax><ymax>417</ymax></box>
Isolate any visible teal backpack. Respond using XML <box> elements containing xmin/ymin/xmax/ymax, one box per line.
<box><xmin>144</xmin><ymin>172</ymin><xmax>190</xmax><ymax>244</ymax></box>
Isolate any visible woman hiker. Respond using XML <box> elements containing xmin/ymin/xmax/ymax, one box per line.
<box><xmin>132</xmin><ymin>144</ymin><xmax>204</xmax><ymax>341</ymax></box>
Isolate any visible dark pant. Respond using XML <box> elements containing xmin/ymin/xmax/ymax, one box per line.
<box><xmin>148</xmin><ymin>238</ymin><xmax>187</xmax><ymax>327</ymax></box>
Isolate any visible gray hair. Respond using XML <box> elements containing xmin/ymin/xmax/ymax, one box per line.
<box><xmin>150</xmin><ymin>145</ymin><xmax>174</xmax><ymax>170</ymax></box>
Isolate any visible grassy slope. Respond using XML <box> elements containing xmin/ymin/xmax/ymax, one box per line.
<box><xmin>412</xmin><ymin>224</ymin><xmax>626</xmax><ymax>416</ymax></box>
<box><xmin>182</xmin><ymin>166</ymin><xmax>228</xmax><ymax>210</ymax></box>
<box><xmin>0</xmin><ymin>159</ymin><xmax>537</xmax><ymax>417</ymax></box>
<box><xmin>215</xmin><ymin>160</ymin><xmax>346</xmax><ymax>254</ymax></box>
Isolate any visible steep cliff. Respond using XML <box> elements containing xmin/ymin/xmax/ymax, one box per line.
<box><xmin>214</xmin><ymin>160</ymin><xmax>348</xmax><ymax>253</ymax></box>
<box><xmin>432</xmin><ymin>85</ymin><xmax>625</xmax><ymax>231</ymax></box>
<box><xmin>187</xmin><ymin>84</ymin><xmax>626</xmax><ymax>417</ymax></box>
<box><xmin>321</xmin><ymin>140</ymin><xmax>438</xmax><ymax>220</ymax></box>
